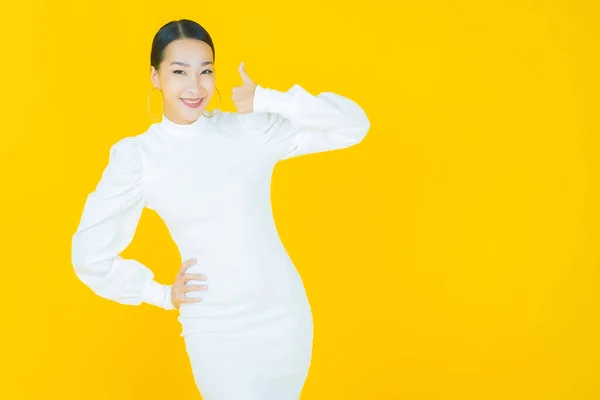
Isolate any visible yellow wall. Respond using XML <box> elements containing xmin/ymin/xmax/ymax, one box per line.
<box><xmin>1</xmin><ymin>1</ymin><xmax>598</xmax><ymax>399</ymax></box>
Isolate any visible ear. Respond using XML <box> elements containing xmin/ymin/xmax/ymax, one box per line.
<box><xmin>149</xmin><ymin>66</ymin><xmax>161</xmax><ymax>89</ymax></box>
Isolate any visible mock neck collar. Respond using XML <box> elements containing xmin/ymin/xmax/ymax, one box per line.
<box><xmin>158</xmin><ymin>113</ymin><xmax>210</xmax><ymax>137</ymax></box>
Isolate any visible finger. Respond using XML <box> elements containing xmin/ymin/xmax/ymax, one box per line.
<box><xmin>180</xmin><ymin>258</ymin><xmax>197</xmax><ymax>272</ymax></box>
<box><xmin>182</xmin><ymin>274</ymin><xmax>206</xmax><ymax>286</ymax></box>
<box><xmin>183</xmin><ymin>285</ymin><xmax>208</xmax><ymax>292</ymax></box>
<box><xmin>183</xmin><ymin>297</ymin><xmax>203</xmax><ymax>303</ymax></box>
<box><xmin>239</xmin><ymin>62</ymin><xmax>254</xmax><ymax>85</ymax></box>
<box><xmin>183</xmin><ymin>274</ymin><xmax>206</xmax><ymax>282</ymax></box>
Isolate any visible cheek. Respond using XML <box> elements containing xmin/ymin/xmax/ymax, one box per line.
<box><xmin>201</xmin><ymin>73</ymin><xmax>216</xmax><ymax>86</ymax></box>
<box><xmin>161</xmin><ymin>78</ymin><xmax>185</xmax><ymax>98</ymax></box>
<box><xmin>161</xmin><ymin>76</ymin><xmax>184</xmax><ymax>97</ymax></box>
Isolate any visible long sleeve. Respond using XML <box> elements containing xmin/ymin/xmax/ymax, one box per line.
<box><xmin>71</xmin><ymin>137</ymin><xmax>175</xmax><ymax>310</ymax></box>
<box><xmin>238</xmin><ymin>83</ymin><xmax>371</xmax><ymax>160</ymax></box>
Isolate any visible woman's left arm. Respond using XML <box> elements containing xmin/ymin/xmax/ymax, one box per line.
<box><xmin>238</xmin><ymin>83</ymin><xmax>371</xmax><ymax>161</ymax></box>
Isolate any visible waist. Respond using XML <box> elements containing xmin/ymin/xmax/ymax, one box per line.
<box><xmin>181</xmin><ymin>254</ymin><xmax>301</xmax><ymax>303</ymax></box>
<box><xmin>177</xmin><ymin>265</ymin><xmax>311</xmax><ymax>336</ymax></box>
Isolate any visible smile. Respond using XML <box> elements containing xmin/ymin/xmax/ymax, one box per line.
<box><xmin>181</xmin><ymin>98</ymin><xmax>204</xmax><ymax>108</ymax></box>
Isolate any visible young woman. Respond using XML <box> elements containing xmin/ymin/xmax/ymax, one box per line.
<box><xmin>71</xmin><ymin>18</ymin><xmax>370</xmax><ymax>399</ymax></box>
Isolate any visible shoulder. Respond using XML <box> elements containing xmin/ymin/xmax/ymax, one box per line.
<box><xmin>208</xmin><ymin>109</ymin><xmax>277</xmax><ymax>140</ymax></box>
<box><xmin>230</xmin><ymin>109</ymin><xmax>288</xmax><ymax>147</ymax></box>
<box><xmin>110</xmin><ymin>136</ymin><xmax>141</xmax><ymax>159</ymax></box>
<box><xmin>111</xmin><ymin>135</ymin><xmax>140</xmax><ymax>152</ymax></box>
<box><xmin>123</xmin><ymin>123</ymin><xmax>171</xmax><ymax>160</ymax></box>
<box><xmin>107</xmin><ymin>136</ymin><xmax>143</xmax><ymax>175</ymax></box>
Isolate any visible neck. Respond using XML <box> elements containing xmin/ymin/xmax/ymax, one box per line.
<box><xmin>163</xmin><ymin>112</ymin><xmax>196</xmax><ymax>125</ymax></box>
<box><xmin>158</xmin><ymin>112</ymin><xmax>208</xmax><ymax>138</ymax></box>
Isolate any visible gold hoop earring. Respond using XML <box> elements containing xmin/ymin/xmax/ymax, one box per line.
<box><xmin>202</xmin><ymin>87</ymin><xmax>221</xmax><ymax>118</ymax></box>
<box><xmin>148</xmin><ymin>87</ymin><xmax>164</xmax><ymax>121</ymax></box>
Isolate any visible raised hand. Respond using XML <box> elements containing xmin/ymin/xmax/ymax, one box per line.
<box><xmin>232</xmin><ymin>61</ymin><xmax>258</xmax><ymax>114</ymax></box>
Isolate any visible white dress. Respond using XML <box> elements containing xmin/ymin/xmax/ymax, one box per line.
<box><xmin>71</xmin><ymin>83</ymin><xmax>370</xmax><ymax>399</ymax></box>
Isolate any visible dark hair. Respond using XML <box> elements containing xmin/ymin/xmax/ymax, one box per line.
<box><xmin>150</xmin><ymin>19</ymin><xmax>215</xmax><ymax>71</ymax></box>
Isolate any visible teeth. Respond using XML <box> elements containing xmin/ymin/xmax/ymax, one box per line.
<box><xmin>182</xmin><ymin>98</ymin><xmax>201</xmax><ymax>104</ymax></box>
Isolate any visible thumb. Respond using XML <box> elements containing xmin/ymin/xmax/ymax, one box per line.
<box><xmin>239</xmin><ymin>62</ymin><xmax>254</xmax><ymax>85</ymax></box>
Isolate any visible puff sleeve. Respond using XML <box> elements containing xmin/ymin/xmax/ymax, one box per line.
<box><xmin>71</xmin><ymin>137</ymin><xmax>175</xmax><ymax>310</ymax></box>
<box><xmin>238</xmin><ymin>83</ymin><xmax>371</xmax><ymax>160</ymax></box>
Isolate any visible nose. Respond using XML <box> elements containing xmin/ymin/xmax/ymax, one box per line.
<box><xmin>186</xmin><ymin>74</ymin><xmax>210</xmax><ymax>96</ymax></box>
<box><xmin>186</xmin><ymin>83</ymin><xmax>207</xmax><ymax>98</ymax></box>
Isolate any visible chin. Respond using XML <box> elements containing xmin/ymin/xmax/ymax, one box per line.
<box><xmin>179</xmin><ymin>108</ymin><xmax>202</xmax><ymax>121</ymax></box>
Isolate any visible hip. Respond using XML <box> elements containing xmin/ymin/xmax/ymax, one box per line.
<box><xmin>177</xmin><ymin>291</ymin><xmax>313</xmax><ymax>337</ymax></box>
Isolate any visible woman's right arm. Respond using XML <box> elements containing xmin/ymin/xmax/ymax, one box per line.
<box><xmin>71</xmin><ymin>137</ymin><xmax>175</xmax><ymax>310</ymax></box>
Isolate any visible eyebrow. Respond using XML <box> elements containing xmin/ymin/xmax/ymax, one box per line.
<box><xmin>170</xmin><ymin>61</ymin><xmax>213</xmax><ymax>67</ymax></box>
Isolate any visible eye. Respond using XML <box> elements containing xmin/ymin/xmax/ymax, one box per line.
<box><xmin>202</xmin><ymin>69</ymin><xmax>214</xmax><ymax>74</ymax></box>
<box><xmin>173</xmin><ymin>70</ymin><xmax>185</xmax><ymax>75</ymax></box>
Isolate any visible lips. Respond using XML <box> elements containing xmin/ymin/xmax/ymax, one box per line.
<box><xmin>180</xmin><ymin>98</ymin><xmax>204</xmax><ymax>108</ymax></box>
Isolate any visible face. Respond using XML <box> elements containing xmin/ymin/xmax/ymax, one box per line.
<box><xmin>150</xmin><ymin>38</ymin><xmax>216</xmax><ymax>124</ymax></box>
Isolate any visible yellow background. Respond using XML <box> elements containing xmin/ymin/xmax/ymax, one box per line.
<box><xmin>1</xmin><ymin>0</ymin><xmax>599</xmax><ymax>399</ymax></box>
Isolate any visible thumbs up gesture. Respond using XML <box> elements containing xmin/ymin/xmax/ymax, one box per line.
<box><xmin>232</xmin><ymin>62</ymin><xmax>257</xmax><ymax>114</ymax></box>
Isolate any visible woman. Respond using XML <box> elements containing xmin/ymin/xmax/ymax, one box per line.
<box><xmin>71</xmin><ymin>18</ymin><xmax>370</xmax><ymax>399</ymax></box>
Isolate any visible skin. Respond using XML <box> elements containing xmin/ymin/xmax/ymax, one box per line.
<box><xmin>152</xmin><ymin>38</ymin><xmax>260</xmax><ymax>306</ymax></box>
<box><xmin>172</xmin><ymin>258</ymin><xmax>206</xmax><ymax>308</ymax></box>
